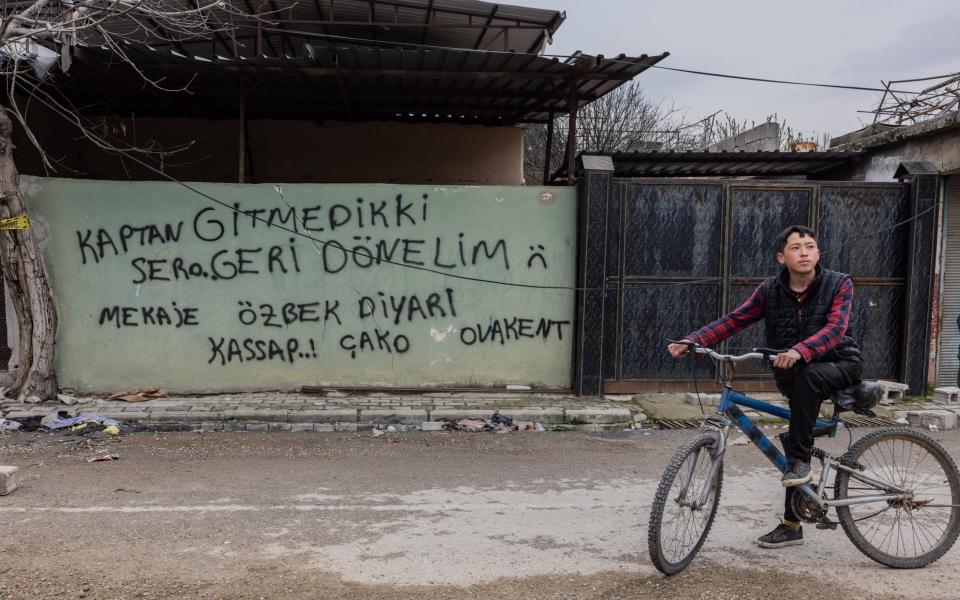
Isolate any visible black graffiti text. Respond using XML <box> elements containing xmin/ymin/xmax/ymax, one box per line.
<box><xmin>207</xmin><ymin>337</ymin><xmax>318</xmax><ymax>366</ymax></box>
<box><xmin>459</xmin><ymin>317</ymin><xmax>571</xmax><ymax>346</ymax></box>
<box><xmin>358</xmin><ymin>288</ymin><xmax>456</xmax><ymax>325</ymax></box>
<box><xmin>237</xmin><ymin>300</ymin><xmax>342</xmax><ymax>327</ymax></box>
<box><xmin>76</xmin><ymin>222</ymin><xmax>184</xmax><ymax>264</ymax></box>
<box><xmin>192</xmin><ymin>194</ymin><xmax>429</xmax><ymax>241</ymax></box>
<box><xmin>321</xmin><ymin>235</ymin><xmax>509</xmax><ymax>273</ymax></box>
<box><xmin>130</xmin><ymin>239</ymin><xmax>301</xmax><ymax>283</ymax></box>
<box><xmin>339</xmin><ymin>329</ymin><xmax>410</xmax><ymax>360</ymax></box>
<box><xmin>98</xmin><ymin>303</ymin><xmax>199</xmax><ymax>328</ymax></box>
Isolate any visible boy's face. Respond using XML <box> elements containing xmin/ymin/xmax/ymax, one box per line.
<box><xmin>777</xmin><ymin>232</ymin><xmax>819</xmax><ymax>275</ymax></box>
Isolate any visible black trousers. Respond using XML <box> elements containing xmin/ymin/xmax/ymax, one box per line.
<box><xmin>778</xmin><ymin>359</ymin><xmax>861</xmax><ymax>522</ymax></box>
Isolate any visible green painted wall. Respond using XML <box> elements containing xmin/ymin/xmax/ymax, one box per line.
<box><xmin>24</xmin><ymin>178</ymin><xmax>576</xmax><ymax>392</ymax></box>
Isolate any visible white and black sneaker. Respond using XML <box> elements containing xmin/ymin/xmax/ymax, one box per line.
<box><xmin>782</xmin><ymin>460</ymin><xmax>812</xmax><ymax>487</ymax></box>
<box><xmin>757</xmin><ymin>522</ymin><xmax>804</xmax><ymax>549</ymax></box>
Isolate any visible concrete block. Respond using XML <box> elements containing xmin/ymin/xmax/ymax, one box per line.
<box><xmin>0</xmin><ymin>465</ymin><xmax>18</xmax><ymax>495</ymax></box>
<box><xmin>223</xmin><ymin>421</ymin><xmax>247</xmax><ymax>432</ymax></box>
<box><xmin>293</xmin><ymin>409</ymin><xmax>358</xmax><ymax>423</ymax></box>
<box><xmin>360</xmin><ymin>409</ymin><xmax>429</xmax><ymax>425</ymax></box>
<box><xmin>289</xmin><ymin>423</ymin><xmax>316</xmax><ymax>432</ymax></box>
<box><xmin>684</xmin><ymin>393</ymin><xmax>721</xmax><ymax>407</ymax></box>
<box><xmin>334</xmin><ymin>423</ymin><xmax>358</xmax><ymax>432</ymax></box>
<box><xmin>268</xmin><ymin>423</ymin><xmax>293</xmax><ymax>432</ymax></box>
<box><xmin>245</xmin><ymin>422</ymin><xmax>269</xmax><ymax>432</ymax></box>
<box><xmin>565</xmin><ymin>408</ymin><xmax>632</xmax><ymax>425</ymax></box>
<box><xmin>421</xmin><ymin>421</ymin><xmax>445</xmax><ymax>431</ymax></box>
<box><xmin>430</xmin><ymin>409</ymin><xmax>489</xmax><ymax>422</ymax></box>
<box><xmin>877</xmin><ymin>380</ymin><xmax>910</xmax><ymax>405</ymax></box>
<box><xmin>907</xmin><ymin>410</ymin><xmax>957</xmax><ymax>430</ymax></box>
<box><xmin>934</xmin><ymin>387</ymin><xmax>960</xmax><ymax>405</ymax></box>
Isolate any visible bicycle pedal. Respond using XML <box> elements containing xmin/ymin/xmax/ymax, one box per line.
<box><xmin>816</xmin><ymin>521</ymin><xmax>838</xmax><ymax>530</ymax></box>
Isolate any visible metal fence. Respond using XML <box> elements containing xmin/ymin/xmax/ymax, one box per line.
<box><xmin>574</xmin><ymin>173</ymin><xmax>938</xmax><ymax>396</ymax></box>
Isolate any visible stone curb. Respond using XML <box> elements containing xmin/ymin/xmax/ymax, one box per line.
<box><xmin>0</xmin><ymin>400</ymin><xmax>644</xmax><ymax>430</ymax></box>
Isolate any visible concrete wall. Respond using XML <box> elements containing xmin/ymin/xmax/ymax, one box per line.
<box><xmin>827</xmin><ymin>114</ymin><xmax>960</xmax><ymax>181</ymax></box>
<box><xmin>706</xmin><ymin>122</ymin><xmax>780</xmax><ymax>152</ymax></box>
<box><xmin>857</xmin><ymin>137</ymin><xmax>960</xmax><ymax>181</ymax></box>
<box><xmin>13</xmin><ymin>115</ymin><xmax>525</xmax><ymax>186</ymax></box>
<box><xmin>23</xmin><ymin>178</ymin><xmax>575</xmax><ymax>393</ymax></box>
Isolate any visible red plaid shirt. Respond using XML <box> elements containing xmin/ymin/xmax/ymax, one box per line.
<box><xmin>687</xmin><ymin>278</ymin><xmax>854</xmax><ymax>363</ymax></box>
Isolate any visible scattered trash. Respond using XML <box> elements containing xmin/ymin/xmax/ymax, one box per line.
<box><xmin>505</xmin><ymin>384</ymin><xmax>531</xmax><ymax>390</ymax></box>
<box><xmin>41</xmin><ymin>411</ymin><xmax>119</xmax><ymax>431</ymax></box>
<box><xmin>386</xmin><ymin>425</ymin><xmax>397</xmax><ymax>432</ymax></box>
<box><xmin>455</xmin><ymin>419</ymin><xmax>487</xmax><ymax>432</ymax></box>
<box><xmin>109</xmin><ymin>386</ymin><xmax>166</xmax><ymax>402</ymax></box>
<box><xmin>24</xmin><ymin>396</ymin><xmax>41</xmax><ymax>404</ymax></box>
<box><xmin>86</xmin><ymin>451</ymin><xmax>120</xmax><ymax>463</ymax></box>
<box><xmin>894</xmin><ymin>417</ymin><xmax>910</xmax><ymax>425</ymax></box>
<box><xmin>453</xmin><ymin>415</ymin><xmax>546</xmax><ymax>433</ymax></box>
<box><xmin>371</xmin><ymin>429</ymin><xmax>385</xmax><ymax>437</ymax></box>
<box><xmin>10</xmin><ymin>415</ymin><xmax>44</xmax><ymax>432</ymax></box>
<box><xmin>0</xmin><ymin>418</ymin><xmax>20</xmax><ymax>431</ymax></box>
<box><xmin>929</xmin><ymin>424</ymin><xmax>940</xmax><ymax>432</ymax></box>
<box><xmin>103</xmin><ymin>425</ymin><xmax>120</xmax><ymax>436</ymax></box>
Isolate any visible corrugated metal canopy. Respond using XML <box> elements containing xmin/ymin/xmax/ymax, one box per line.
<box><xmin>575</xmin><ymin>150</ymin><xmax>865</xmax><ymax>178</ymax></box>
<box><xmin>59</xmin><ymin>43</ymin><xmax>668</xmax><ymax>124</ymax></box>
<box><xmin>75</xmin><ymin>0</ymin><xmax>566</xmax><ymax>59</ymax></box>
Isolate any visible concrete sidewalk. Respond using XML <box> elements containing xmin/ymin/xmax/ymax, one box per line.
<box><xmin>0</xmin><ymin>390</ymin><xmax>647</xmax><ymax>432</ymax></box>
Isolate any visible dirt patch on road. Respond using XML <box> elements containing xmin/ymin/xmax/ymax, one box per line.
<box><xmin>0</xmin><ymin>563</ymin><xmax>900</xmax><ymax>600</ymax></box>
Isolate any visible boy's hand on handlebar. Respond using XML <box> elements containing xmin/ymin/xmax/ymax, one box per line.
<box><xmin>773</xmin><ymin>349</ymin><xmax>803</xmax><ymax>369</ymax></box>
<box><xmin>667</xmin><ymin>340</ymin><xmax>694</xmax><ymax>358</ymax></box>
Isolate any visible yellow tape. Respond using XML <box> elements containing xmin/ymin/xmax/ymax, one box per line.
<box><xmin>0</xmin><ymin>215</ymin><xmax>30</xmax><ymax>230</ymax></box>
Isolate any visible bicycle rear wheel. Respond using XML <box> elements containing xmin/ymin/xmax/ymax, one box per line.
<box><xmin>835</xmin><ymin>428</ymin><xmax>960</xmax><ymax>568</ymax></box>
<box><xmin>648</xmin><ymin>432</ymin><xmax>723</xmax><ymax>575</ymax></box>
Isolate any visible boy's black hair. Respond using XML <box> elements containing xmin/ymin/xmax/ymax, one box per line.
<box><xmin>777</xmin><ymin>225</ymin><xmax>817</xmax><ymax>252</ymax></box>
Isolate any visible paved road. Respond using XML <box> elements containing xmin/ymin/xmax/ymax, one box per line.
<box><xmin>1</xmin><ymin>428</ymin><xmax>957</xmax><ymax>599</ymax></box>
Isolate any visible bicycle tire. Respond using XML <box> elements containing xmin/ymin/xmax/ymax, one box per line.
<box><xmin>835</xmin><ymin>427</ymin><xmax>960</xmax><ymax>568</ymax></box>
<box><xmin>648</xmin><ymin>432</ymin><xmax>724</xmax><ymax>575</ymax></box>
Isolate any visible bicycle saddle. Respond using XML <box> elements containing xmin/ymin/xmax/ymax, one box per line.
<box><xmin>830</xmin><ymin>381</ymin><xmax>884</xmax><ymax>418</ymax></box>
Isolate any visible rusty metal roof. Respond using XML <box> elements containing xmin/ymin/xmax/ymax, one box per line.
<box><xmin>61</xmin><ymin>43</ymin><xmax>668</xmax><ymax>124</ymax></box>
<box><xmin>576</xmin><ymin>150</ymin><xmax>864</xmax><ymax>178</ymax></box>
<box><xmin>81</xmin><ymin>0</ymin><xmax>566</xmax><ymax>59</ymax></box>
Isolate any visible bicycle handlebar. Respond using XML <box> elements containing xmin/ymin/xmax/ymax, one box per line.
<box><xmin>667</xmin><ymin>339</ymin><xmax>783</xmax><ymax>363</ymax></box>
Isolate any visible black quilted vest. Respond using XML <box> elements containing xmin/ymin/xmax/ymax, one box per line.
<box><xmin>762</xmin><ymin>266</ymin><xmax>860</xmax><ymax>388</ymax></box>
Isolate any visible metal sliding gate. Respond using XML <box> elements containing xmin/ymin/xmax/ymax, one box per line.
<box><xmin>574</xmin><ymin>173</ymin><xmax>939</xmax><ymax>396</ymax></box>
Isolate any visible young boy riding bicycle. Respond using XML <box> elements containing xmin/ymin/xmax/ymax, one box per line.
<box><xmin>667</xmin><ymin>225</ymin><xmax>862</xmax><ymax>549</ymax></box>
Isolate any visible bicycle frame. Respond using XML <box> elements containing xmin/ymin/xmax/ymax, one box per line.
<box><xmin>688</xmin><ymin>384</ymin><xmax>912</xmax><ymax>511</ymax></box>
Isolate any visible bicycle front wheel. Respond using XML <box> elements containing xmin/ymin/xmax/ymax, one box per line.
<box><xmin>835</xmin><ymin>428</ymin><xmax>960</xmax><ymax>568</ymax></box>
<box><xmin>648</xmin><ymin>432</ymin><xmax>723</xmax><ymax>575</ymax></box>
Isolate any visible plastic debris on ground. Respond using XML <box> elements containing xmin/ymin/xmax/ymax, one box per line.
<box><xmin>453</xmin><ymin>413</ymin><xmax>545</xmax><ymax>433</ymax></box>
<box><xmin>0</xmin><ymin>418</ymin><xmax>21</xmax><ymax>431</ymax></box>
<box><xmin>86</xmin><ymin>451</ymin><xmax>120</xmax><ymax>463</ymax></box>
<box><xmin>371</xmin><ymin>429</ymin><xmax>385</xmax><ymax>437</ymax></box>
<box><xmin>109</xmin><ymin>386</ymin><xmax>166</xmax><ymax>402</ymax></box>
<box><xmin>41</xmin><ymin>411</ymin><xmax>120</xmax><ymax>431</ymax></box>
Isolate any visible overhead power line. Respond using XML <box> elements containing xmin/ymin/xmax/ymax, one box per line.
<box><xmin>237</xmin><ymin>24</ymin><xmax>925</xmax><ymax>95</ymax></box>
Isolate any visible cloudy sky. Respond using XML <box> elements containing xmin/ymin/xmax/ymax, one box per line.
<box><xmin>520</xmin><ymin>0</ymin><xmax>960</xmax><ymax>143</ymax></box>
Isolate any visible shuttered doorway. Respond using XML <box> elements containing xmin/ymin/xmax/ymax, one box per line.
<box><xmin>938</xmin><ymin>176</ymin><xmax>960</xmax><ymax>386</ymax></box>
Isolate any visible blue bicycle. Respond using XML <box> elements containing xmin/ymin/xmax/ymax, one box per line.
<box><xmin>647</xmin><ymin>343</ymin><xmax>960</xmax><ymax>575</ymax></box>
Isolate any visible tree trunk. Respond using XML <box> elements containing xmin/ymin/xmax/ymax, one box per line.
<box><xmin>0</xmin><ymin>108</ymin><xmax>57</xmax><ymax>401</ymax></box>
